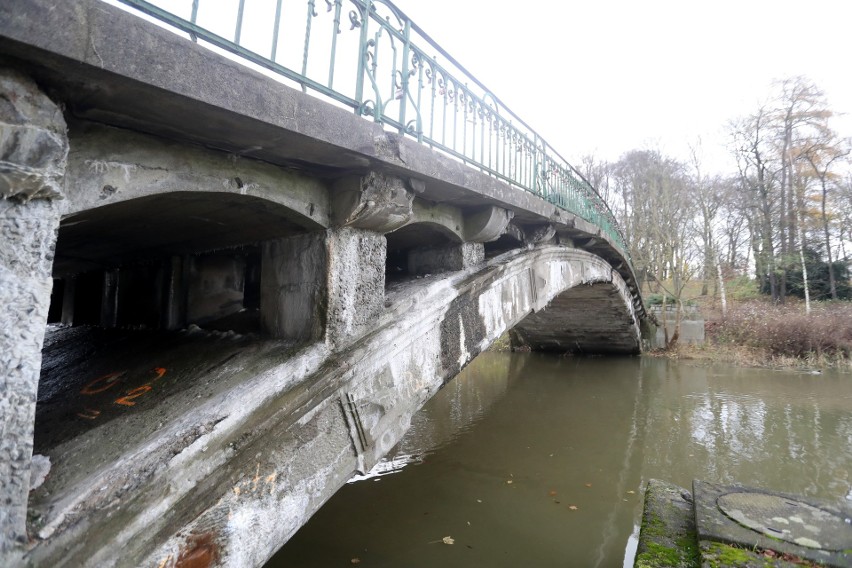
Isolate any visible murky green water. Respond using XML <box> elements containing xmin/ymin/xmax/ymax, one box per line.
<box><xmin>269</xmin><ymin>353</ymin><xmax>852</xmax><ymax>567</ymax></box>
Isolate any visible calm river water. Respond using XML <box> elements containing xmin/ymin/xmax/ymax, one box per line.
<box><xmin>269</xmin><ymin>353</ymin><xmax>852</xmax><ymax>567</ymax></box>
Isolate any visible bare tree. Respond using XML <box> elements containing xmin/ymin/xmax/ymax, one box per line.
<box><xmin>801</xmin><ymin>131</ymin><xmax>850</xmax><ymax>300</ymax></box>
<box><xmin>611</xmin><ymin>148</ymin><xmax>696</xmax><ymax>348</ymax></box>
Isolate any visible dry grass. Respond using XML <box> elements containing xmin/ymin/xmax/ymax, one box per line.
<box><xmin>679</xmin><ymin>300</ymin><xmax>852</xmax><ymax>369</ymax></box>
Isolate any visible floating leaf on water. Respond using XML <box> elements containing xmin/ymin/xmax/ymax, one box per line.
<box><xmin>506</xmin><ymin>480</ymin><xmax>513</xmax><ymax>484</ymax></box>
<box><xmin>548</xmin><ymin>490</ymin><xmax>557</xmax><ymax>497</ymax></box>
<box><xmin>584</xmin><ymin>483</ymin><xmax>592</xmax><ymax>488</ymax></box>
<box><xmin>442</xmin><ymin>536</ymin><xmax>455</xmax><ymax>545</ymax></box>
<box><xmin>627</xmin><ymin>490</ymin><xmax>635</xmax><ymax>494</ymax></box>
<box><xmin>568</xmin><ymin>505</ymin><xmax>578</xmax><ymax>510</ymax></box>
<box><xmin>350</xmin><ymin>558</ymin><xmax>361</xmax><ymax>565</ymax></box>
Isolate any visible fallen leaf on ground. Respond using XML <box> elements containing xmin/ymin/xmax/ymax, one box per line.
<box><xmin>568</xmin><ymin>505</ymin><xmax>578</xmax><ymax>510</ymax></box>
<box><xmin>442</xmin><ymin>536</ymin><xmax>455</xmax><ymax>545</ymax></box>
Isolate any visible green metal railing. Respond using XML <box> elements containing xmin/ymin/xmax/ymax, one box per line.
<box><xmin>115</xmin><ymin>0</ymin><xmax>629</xmax><ymax>259</ymax></box>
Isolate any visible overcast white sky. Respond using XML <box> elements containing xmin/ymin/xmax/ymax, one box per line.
<box><xmin>391</xmin><ymin>0</ymin><xmax>852</xmax><ymax>174</ymax></box>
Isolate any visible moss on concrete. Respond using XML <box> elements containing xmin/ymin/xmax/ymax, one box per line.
<box><xmin>699</xmin><ymin>541</ymin><xmax>825</xmax><ymax>567</ymax></box>
<box><xmin>635</xmin><ymin>480</ymin><xmax>699</xmax><ymax>568</ymax></box>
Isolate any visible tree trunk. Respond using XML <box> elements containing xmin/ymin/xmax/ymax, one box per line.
<box><xmin>818</xmin><ymin>170</ymin><xmax>838</xmax><ymax>300</ymax></box>
<box><xmin>714</xmin><ymin>247</ymin><xmax>728</xmax><ymax>319</ymax></box>
<box><xmin>797</xmin><ymin>210</ymin><xmax>811</xmax><ymax>314</ymax></box>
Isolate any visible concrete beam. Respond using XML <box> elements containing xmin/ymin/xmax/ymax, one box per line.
<box><xmin>63</xmin><ymin>121</ymin><xmax>330</xmax><ymax>224</ymax></box>
<box><xmin>0</xmin><ymin>68</ymin><xmax>67</xmax><ymax>558</ymax></box>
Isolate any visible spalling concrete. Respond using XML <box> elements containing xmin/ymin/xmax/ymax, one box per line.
<box><xmin>0</xmin><ymin>68</ymin><xmax>66</xmax><ymax>560</ymax></box>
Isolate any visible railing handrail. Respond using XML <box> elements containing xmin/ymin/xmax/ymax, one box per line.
<box><xmin>113</xmin><ymin>0</ymin><xmax>630</xmax><ymax>264</ymax></box>
<box><xmin>378</xmin><ymin>1</ymin><xmax>599</xmax><ymax>196</ymax></box>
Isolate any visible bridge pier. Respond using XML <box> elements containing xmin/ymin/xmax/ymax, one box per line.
<box><xmin>0</xmin><ymin>69</ymin><xmax>67</xmax><ymax>559</ymax></box>
<box><xmin>325</xmin><ymin>228</ymin><xmax>386</xmax><ymax>346</ymax></box>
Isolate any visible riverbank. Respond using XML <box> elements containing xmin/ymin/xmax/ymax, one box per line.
<box><xmin>654</xmin><ymin>300</ymin><xmax>852</xmax><ymax>371</ymax></box>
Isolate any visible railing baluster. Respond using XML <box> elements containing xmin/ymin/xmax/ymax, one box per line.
<box><xmin>302</xmin><ymin>0</ymin><xmax>317</xmax><ymax>94</ymax></box>
<box><xmin>234</xmin><ymin>0</ymin><xmax>245</xmax><ymax>44</ymax></box>
<box><xmin>270</xmin><ymin>0</ymin><xmax>283</xmax><ymax>61</ymax></box>
<box><xmin>328</xmin><ymin>0</ymin><xmax>342</xmax><ymax>88</ymax></box>
<box><xmin>189</xmin><ymin>0</ymin><xmax>199</xmax><ymax>42</ymax></box>
<box><xmin>398</xmin><ymin>19</ymin><xmax>411</xmax><ymax>135</ymax></box>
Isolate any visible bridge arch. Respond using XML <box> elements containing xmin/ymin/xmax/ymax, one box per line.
<box><xmin>385</xmin><ymin>220</ymin><xmax>465</xmax><ymax>280</ymax></box>
<box><xmin>440</xmin><ymin>246</ymin><xmax>641</xmax><ymax>379</ymax></box>
<box><xmin>49</xmin><ymin>190</ymin><xmax>328</xmax><ymax>335</ymax></box>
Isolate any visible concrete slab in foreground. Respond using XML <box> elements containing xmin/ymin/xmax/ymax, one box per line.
<box><xmin>636</xmin><ymin>479</ymin><xmax>852</xmax><ymax>568</ymax></box>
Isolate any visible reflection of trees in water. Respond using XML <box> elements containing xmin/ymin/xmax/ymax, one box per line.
<box><xmin>639</xmin><ymin>360</ymin><xmax>852</xmax><ymax>500</ymax></box>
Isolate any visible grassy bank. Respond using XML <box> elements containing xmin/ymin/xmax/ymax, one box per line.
<box><xmin>665</xmin><ymin>300</ymin><xmax>852</xmax><ymax>370</ymax></box>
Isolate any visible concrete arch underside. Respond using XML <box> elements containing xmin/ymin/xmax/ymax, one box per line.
<box><xmin>26</xmin><ymin>245</ymin><xmax>641</xmax><ymax>568</ymax></box>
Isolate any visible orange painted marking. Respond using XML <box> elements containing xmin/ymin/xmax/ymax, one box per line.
<box><xmin>115</xmin><ymin>384</ymin><xmax>153</xmax><ymax>406</ymax></box>
<box><xmin>151</xmin><ymin>367</ymin><xmax>167</xmax><ymax>381</ymax></box>
<box><xmin>81</xmin><ymin>371</ymin><xmax>126</xmax><ymax>395</ymax></box>
<box><xmin>77</xmin><ymin>408</ymin><xmax>101</xmax><ymax>420</ymax></box>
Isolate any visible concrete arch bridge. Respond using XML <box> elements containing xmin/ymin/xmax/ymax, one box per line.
<box><xmin>0</xmin><ymin>0</ymin><xmax>653</xmax><ymax>565</ymax></box>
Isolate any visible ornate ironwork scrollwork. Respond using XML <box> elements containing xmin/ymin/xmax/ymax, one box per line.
<box><xmin>349</xmin><ymin>9</ymin><xmax>361</xmax><ymax>29</ymax></box>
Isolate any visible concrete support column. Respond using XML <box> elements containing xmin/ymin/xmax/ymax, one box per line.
<box><xmin>162</xmin><ymin>255</ymin><xmax>187</xmax><ymax>330</ymax></box>
<box><xmin>408</xmin><ymin>242</ymin><xmax>484</xmax><ymax>276</ymax></box>
<box><xmin>326</xmin><ymin>228</ymin><xmax>386</xmax><ymax>347</ymax></box>
<box><xmin>0</xmin><ymin>69</ymin><xmax>67</xmax><ymax>556</ymax></box>
<box><xmin>60</xmin><ymin>277</ymin><xmax>76</xmax><ymax>325</ymax></box>
<box><xmin>100</xmin><ymin>269</ymin><xmax>119</xmax><ymax>328</ymax></box>
<box><xmin>260</xmin><ymin>232</ymin><xmax>327</xmax><ymax>341</ymax></box>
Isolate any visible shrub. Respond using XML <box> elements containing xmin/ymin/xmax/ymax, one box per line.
<box><xmin>713</xmin><ymin>301</ymin><xmax>852</xmax><ymax>359</ymax></box>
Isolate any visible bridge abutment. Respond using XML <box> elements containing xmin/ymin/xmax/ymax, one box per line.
<box><xmin>0</xmin><ymin>69</ymin><xmax>67</xmax><ymax>558</ymax></box>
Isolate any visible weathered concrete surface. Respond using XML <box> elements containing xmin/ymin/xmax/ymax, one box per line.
<box><xmin>634</xmin><ymin>480</ymin><xmax>699</xmax><ymax>568</ymax></box>
<box><xmin>261</xmin><ymin>233</ymin><xmax>327</xmax><ymax>341</ymax></box>
<box><xmin>694</xmin><ymin>480</ymin><xmax>852</xmax><ymax>567</ymax></box>
<box><xmin>0</xmin><ymin>68</ymin><xmax>66</xmax><ymax>559</ymax></box>
<box><xmin>408</xmin><ymin>242</ymin><xmax>485</xmax><ymax>275</ymax></box>
<box><xmin>22</xmin><ymin>245</ymin><xmax>640</xmax><ymax>567</ymax></box>
<box><xmin>636</xmin><ymin>480</ymin><xmax>852</xmax><ymax>568</ymax></box>
<box><xmin>332</xmin><ymin>172</ymin><xmax>413</xmax><ymax>232</ymax></box>
<box><xmin>326</xmin><ymin>228</ymin><xmax>386</xmax><ymax>347</ymax></box>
